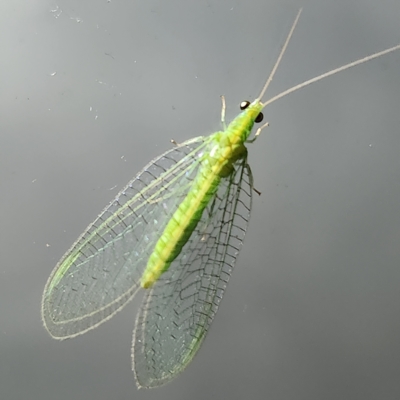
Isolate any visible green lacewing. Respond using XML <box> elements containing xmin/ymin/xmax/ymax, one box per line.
<box><xmin>41</xmin><ymin>9</ymin><xmax>400</xmax><ymax>388</ymax></box>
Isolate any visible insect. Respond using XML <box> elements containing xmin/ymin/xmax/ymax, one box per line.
<box><xmin>41</xmin><ymin>9</ymin><xmax>400</xmax><ymax>389</ymax></box>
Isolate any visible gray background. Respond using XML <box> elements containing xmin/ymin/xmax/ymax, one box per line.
<box><xmin>1</xmin><ymin>0</ymin><xmax>400</xmax><ymax>399</ymax></box>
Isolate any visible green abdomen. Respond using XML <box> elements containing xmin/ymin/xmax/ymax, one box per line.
<box><xmin>140</xmin><ymin>158</ymin><xmax>221</xmax><ymax>288</ymax></box>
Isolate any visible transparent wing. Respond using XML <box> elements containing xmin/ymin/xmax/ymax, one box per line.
<box><xmin>41</xmin><ymin>136</ymin><xmax>210</xmax><ymax>339</ymax></box>
<box><xmin>133</xmin><ymin>155</ymin><xmax>253</xmax><ymax>388</ymax></box>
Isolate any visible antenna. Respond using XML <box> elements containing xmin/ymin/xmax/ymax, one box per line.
<box><xmin>257</xmin><ymin>8</ymin><xmax>302</xmax><ymax>102</ymax></box>
<box><xmin>263</xmin><ymin>43</ymin><xmax>400</xmax><ymax>108</ymax></box>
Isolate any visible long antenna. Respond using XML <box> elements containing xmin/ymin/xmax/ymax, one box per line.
<box><xmin>262</xmin><ymin>41</ymin><xmax>400</xmax><ymax>109</ymax></box>
<box><xmin>256</xmin><ymin>8</ymin><xmax>302</xmax><ymax>101</ymax></box>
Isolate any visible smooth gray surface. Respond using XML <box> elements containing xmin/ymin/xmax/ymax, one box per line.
<box><xmin>1</xmin><ymin>0</ymin><xmax>400</xmax><ymax>399</ymax></box>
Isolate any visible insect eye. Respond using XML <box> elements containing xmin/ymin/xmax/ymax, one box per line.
<box><xmin>255</xmin><ymin>112</ymin><xmax>264</xmax><ymax>123</ymax></box>
<box><xmin>240</xmin><ymin>101</ymin><xmax>263</xmax><ymax>123</ymax></box>
<box><xmin>240</xmin><ymin>101</ymin><xmax>250</xmax><ymax>110</ymax></box>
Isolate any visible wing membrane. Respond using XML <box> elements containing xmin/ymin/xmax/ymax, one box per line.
<box><xmin>41</xmin><ymin>136</ymin><xmax>209</xmax><ymax>339</ymax></box>
<box><xmin>133</xmin><ymin>155</ymin><xmax>253</xmax><ymax>388</ymax></box>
